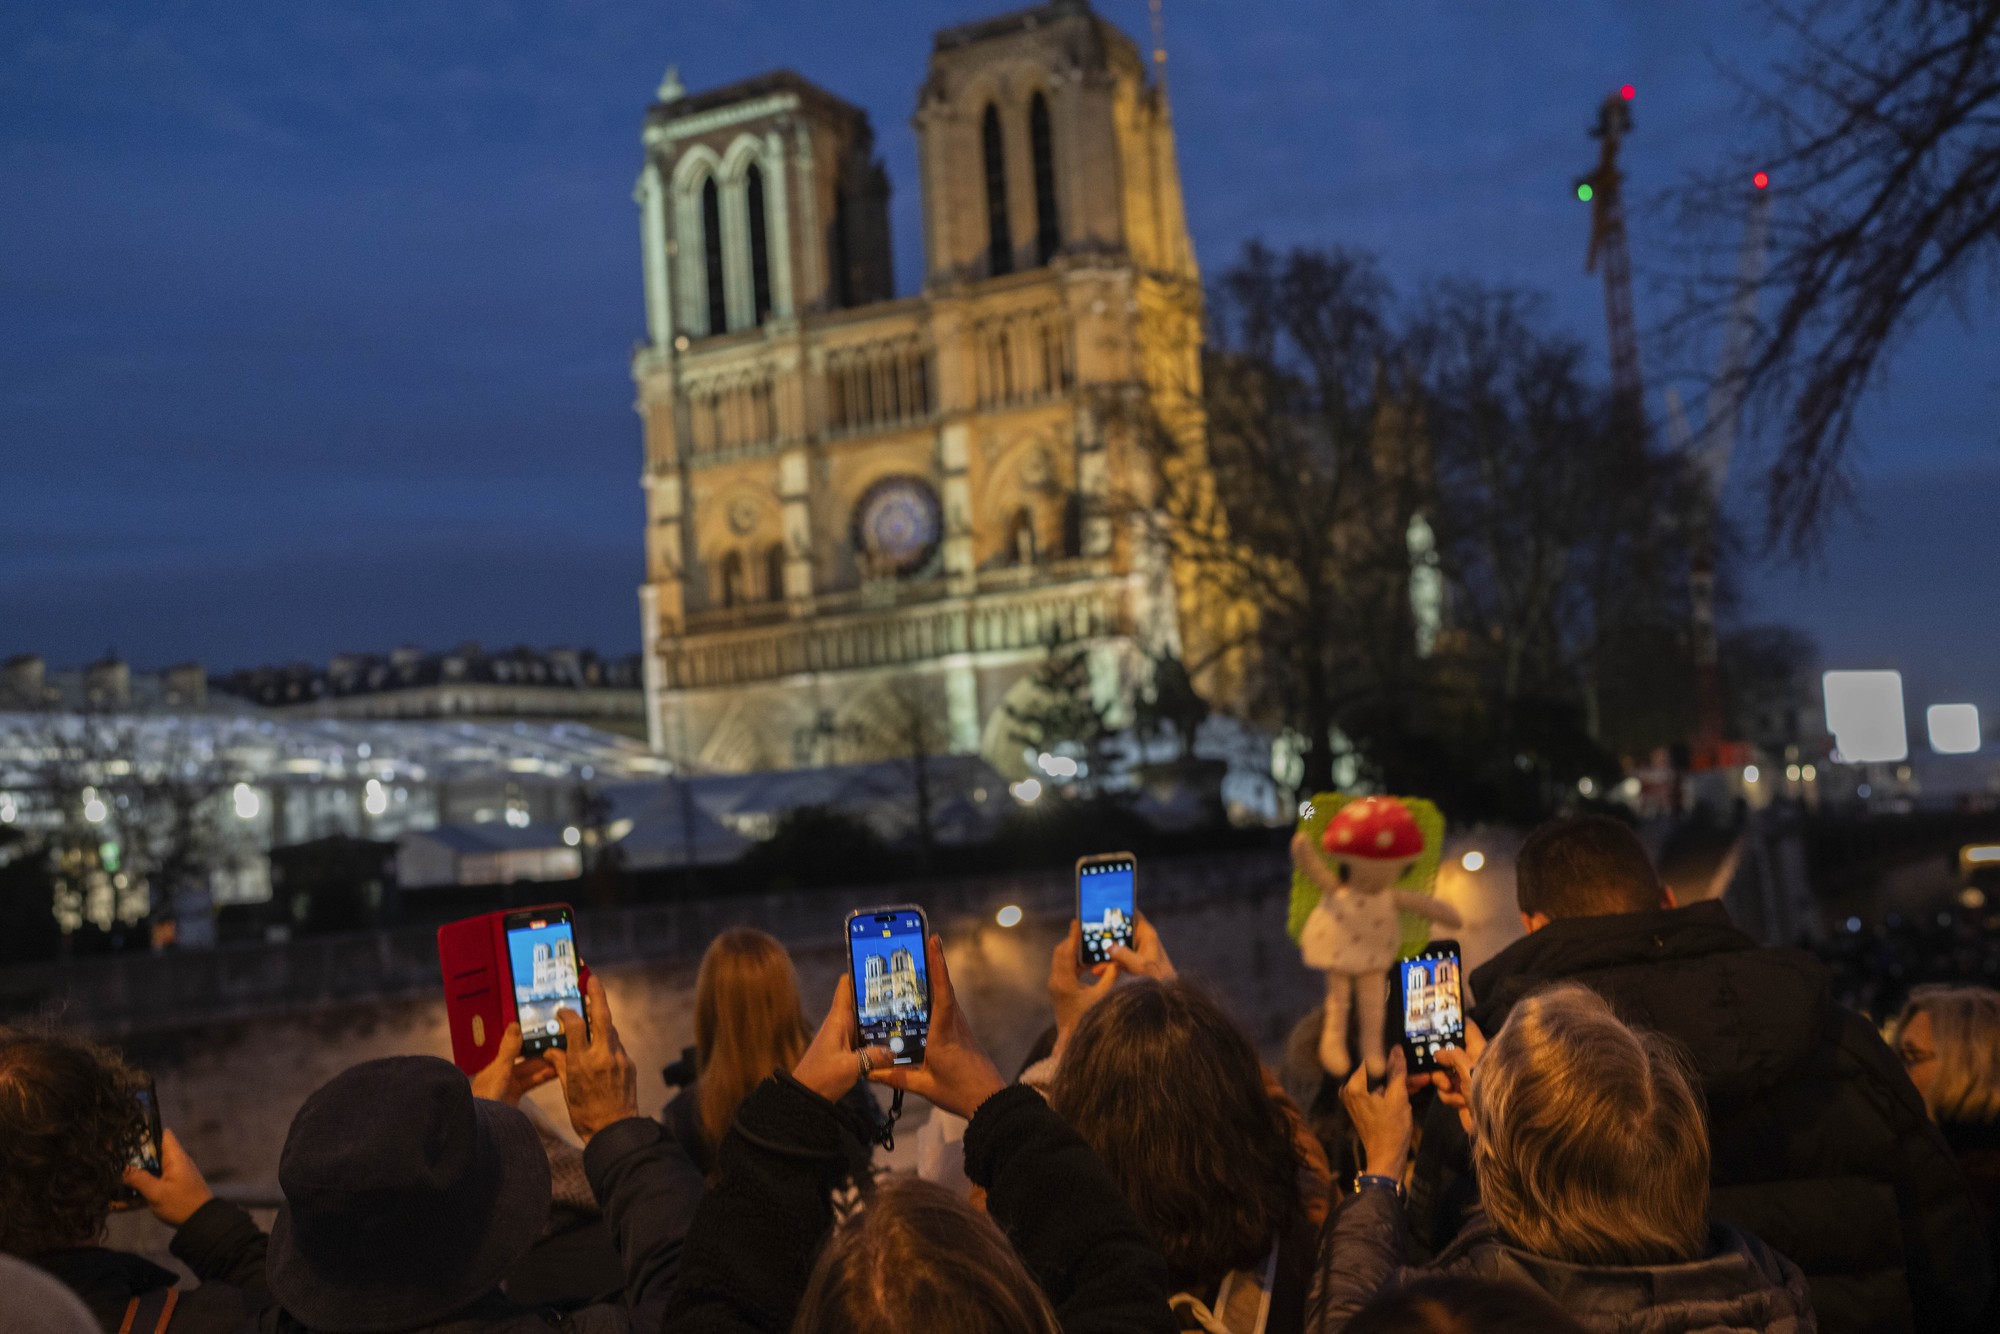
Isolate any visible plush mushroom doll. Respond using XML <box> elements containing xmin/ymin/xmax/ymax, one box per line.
<box><xmin>1289</xmin><ymin>796</ymin><xmax>1461</xmax><ymax>1079</ymax></box>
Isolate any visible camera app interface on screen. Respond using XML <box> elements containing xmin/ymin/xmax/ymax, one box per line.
<box><xmin>508</xmin><ymin>917</ymin><xmax>582</xmax><ymax>1050</ymax></box>
<box><xmin>1400</xmin><ymin>949</ymin><xmax>1464</xmax><ymax>1065</ymax></box>
<box><xmin>130</xmin><ymin>1088</ymin><xmax>160</xmax><ymax>1175</ymax></box>
<box><xmin>1078</xmin><ymin>861</ymin><xmax>1136</xmax><ymax>966</ymax></box>
<box><xmin>851</xmin><ymin>912</ymin><xmax>929</xmax><ymax>1065</ymax></box>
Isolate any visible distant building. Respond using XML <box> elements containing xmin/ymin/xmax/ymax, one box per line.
<box><xmin>632</xmin><ymin>1</ymin><xmax>1226</xmax><ymax>777</ymax></box>
<box><xmin>395</xmin><ymin>824</ymin><xmax>585</xmax><ymax>890</ymax></box>
<box><xmin>212</xmin><ymin>644</ymin><xmax>647</xmax><ymax>739</ymax></box>
<box><xmin>2</xmin><ymin>655</ymin><xmax>212</xmax><ymax>713</ymax></box>
<box><xmin>604</xmin><ymin>753</ymin><xmax>1007</xmax><ymax>848</ymax></box>
<box><xmin>0</xmin><ymin>694</ymin><xmax>669</xmax><ymax>928</ymax></box>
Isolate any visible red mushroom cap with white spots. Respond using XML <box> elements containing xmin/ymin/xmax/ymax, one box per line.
<box><xmin>1320</xmin><ymin>797</ymin><xmax>1424</xmax><ymax>860</ymax></box>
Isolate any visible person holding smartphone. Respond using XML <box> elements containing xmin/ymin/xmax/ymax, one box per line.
<box><xmin>1318</xmin><ymin>986</ymin><xmax>1812</xmax><ymax>1333</ymax></box>
<box><xmin>661</xmin><ymin>928</ymin><xmax>883</xmax><ymax>1182</ymax></box>
<box><xmin>247</xmin><ymin>973</ymin><xmax>702</xmax><ymax>1333</ymax></box>
<box><xmin>664</xmin><ymin>926</ymin><xmax>1178</xmax><ymax>1334</ymax></box>
<box><xmin>0</xmin><ymin>1028</ymin><xmax>270</xmax><ymax>1334</ymax></box>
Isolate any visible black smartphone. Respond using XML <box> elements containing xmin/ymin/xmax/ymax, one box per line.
<box><xmin>503</xmin><ymin>905</ymin><xmax>587</xmax><ymax>1057</ymax></box>
<box><xmin>120</xmin><ymin>1079</ymin><xmax>162</xmax><ymax>1204</ymax></box>
<box><xmin>1076</xmin><ymin>852</ymin><xmax>1137</xmax><ymax>966</ymax></box>
<box><xmin>846</xmin><ymin>905</ymin><xmax>931</xmax><ymax>1066</ymax></box>
<box><xmin>1397</xmin><ymin>940</ymin><xmax>1465</xmax><ymax>1074</ymax></box>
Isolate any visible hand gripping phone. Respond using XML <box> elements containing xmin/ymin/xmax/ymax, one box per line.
<box><xmin>1075</xmin><ymin>852</ymin><xmax>1137</xmax><ymax>966</ymax></box>
<box><xmin>1396</xmin><ymin>939</ymin><xmax>1465</xmax><ymax>1074</ymax></box>
<box><xmin>846</xmin><ymin>905</ymin><xmax>931</xmax><ymax>1067</ymax></box>
<box><xmin>439</xmin><ymin>903</ymin><xmax>591</xmax><ymax>1075</ymax></box>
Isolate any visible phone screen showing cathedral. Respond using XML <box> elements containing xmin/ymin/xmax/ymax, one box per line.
<box><xmin>850</xmin><ymin>911</ymin><xmax>929</xmax><ymax>1064</ymax></box>
<box><xmin>507</xmin><ymin>919</ymin><xmax>582</xmax><ymax>1051</ymax></box>
<box><xmin>1078</xmin><ymin>860</ymin><xmax>1136</xmax><ymax>965</ymax></box>
<box><xmin>1398</xmin><ymin>948</ymin><xmax>1464</xmax><ymax>1070</ymax></box>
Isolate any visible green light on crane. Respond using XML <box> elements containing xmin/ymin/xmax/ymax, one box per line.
<box><xmin>1576</xmin><ymin>183</ymin><xmax>1594</xmax><ymax>203</ymax></box>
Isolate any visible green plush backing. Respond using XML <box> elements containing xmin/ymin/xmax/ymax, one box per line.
<box><xmin>1287</xmin><ymin>792</ymin><xmax>1447</xmax><ymax>959</ymax></box>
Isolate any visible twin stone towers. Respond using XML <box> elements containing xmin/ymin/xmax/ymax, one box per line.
<box><xmin>634</xmin><ymin>0</ymin><xmax>1213</xmax><ymax>779</ymax></box>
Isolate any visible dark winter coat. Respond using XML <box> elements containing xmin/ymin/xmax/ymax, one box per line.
<box><xmin>1939</xmin><ymin>1117</ymin><xmax>2000</xmax><ymax>1328</ymax></box>
<box><xmin>662</xmin><ymin>1076</ymin><xmax>1179</xmax><ymax>1334</ymax></box>
<box><xmin>1405</xmin><ymin>901</ymin><xmax>1994</xmax><ymax>1334</ymax></box>
<box><xmin>1308</xmin><ymin>1188</ymin><xmax>1815</xmax><ymax>1334</ymax></box>
<box><xmin>33</xmin><ymin>1200</ymin><xmax>269</xmax><ymax>1334</ymax></box>
<box><xmin>218</xmin><ymin>1116</ymin><xmax>701</xmax><ymax>1333</ymax></box>
<box><xmin>661</xmin><ymin>1077</ymin><xmax>882</xmax><ymax>1182</ymax></box>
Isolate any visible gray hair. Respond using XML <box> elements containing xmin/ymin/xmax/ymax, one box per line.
<box><xmin>1470</xmin><ymin>983</ymin><xmax>1709</xmax><ymax>1265</ymax></box>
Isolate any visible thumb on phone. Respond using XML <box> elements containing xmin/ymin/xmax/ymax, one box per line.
<box><xmin>125</xmin><ymin>1129</ymin><xmax>213</xmax><ymax>1228</ymax></box>
<box><xmin>470</xmin><ymin>1022</ymin><xmax>527</xmax><ymax>1103</ymax></box>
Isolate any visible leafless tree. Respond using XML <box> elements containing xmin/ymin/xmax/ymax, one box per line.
<box><xmin>1127</xmin><ymin>245</ymin><xmax>1714</xmax><ymax>804</ymax></box>
<box><xmin>834</xmin><ymin>675</ymin><xmax>955</xmax><ymax>862</ymax></box>
<box><xmin>1670</xmin><ymin>0</ymin><xmax>2000</xmax><ymax>555</ymax></box>
<box><xmin>1123</xmin><ymin>243</ymin><xmax>1426</xmax><ymax>794</ymax></box>
<box><xmin>1414</xmin><ymin>282</ymin><xmax>1709</xmax><ymax>756</ymax></box>
<box><xmin>1134</xmin><ymin>650</ymin><xmax>1211</xmax><ymax>763</ymax></box>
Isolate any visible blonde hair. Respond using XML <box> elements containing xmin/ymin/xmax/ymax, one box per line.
<box><xmin>1470</xmin><ymin>983</ymin><xmax>1709</xmax><ymax>1266</ymax></box>
<box><xmin>1896</xmin><ymin>984</ymin><xmax>2000</xmax><ymax>1124</ymax></box>
<box><xmin>795</xmin><ymin>1176</ymin><xmax>1061</xmax><ymax>1334</ymax></box>
<box><xmin>694</xmin><ymin>929</ymin><xmax>810</xmax><ymax>1148</ymax></box>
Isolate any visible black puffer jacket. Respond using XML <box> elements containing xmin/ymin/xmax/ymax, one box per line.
<box><xmin>33</xmin><ymin>1200</ymin><xmax>269</xmax><ymax>1334</ymax></box>
<box><xmin>1405</xmin><ymin>901</ymin><xmax>1993</xmax><ymax>1334</ymax></box>
<box><xmin>662</xmin><ymin>1077</ymin><xmax>1178</xmax><ymax>1334</ymax></box>
<box><xmin>661</xmin><ymin>1077</ymin><xmax>881</xmax><ymax>1182</ymax></box>
<box><xmin>219</xmin><ymin>1117</ymin><xmax>703</xmax><ymax>1333</ymax></box>
<box><xmin>1310</xmin><ymin>1189</ymin><xmax>1814</xmax><ymax>1334</ymax></box>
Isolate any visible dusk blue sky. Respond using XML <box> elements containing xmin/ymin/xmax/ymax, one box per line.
<box><xmin>4</xmin><ymin>1</ymin><xmax>1995</xmax><ymax>718</ymax></box>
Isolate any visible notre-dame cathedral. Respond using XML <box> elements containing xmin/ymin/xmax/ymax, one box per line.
<box><xmin>632</xmin><ymin>0</ymin><xmax>1207</xmax><ymax>776</ymax></box>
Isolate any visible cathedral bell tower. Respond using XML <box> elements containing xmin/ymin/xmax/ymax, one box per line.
<box><xmin>913</xmin><ymin>0</ymin><xmax>1196</xmax><ymax>290</ymax></box>
<box><xmin>631</xmin><ymin>2</ymin><xmax>1207</xmax><ymax>778</ymax></box>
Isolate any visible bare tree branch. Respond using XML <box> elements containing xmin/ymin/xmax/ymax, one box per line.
<box><xmin>1667</xmin><ymin>0</ymin><xmax>2000</xmax><ymax>556</ymax></box>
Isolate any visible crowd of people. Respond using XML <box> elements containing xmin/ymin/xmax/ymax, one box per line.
<box><xmin>1815</xmin><ymin>902</ymin><xmax>2000</xmax><ymax>1024</ymax></box>
<box><xmin>4</xmin><ymin>815</ymin><xmax>2000</xmax><ymax>1334</ymax></box>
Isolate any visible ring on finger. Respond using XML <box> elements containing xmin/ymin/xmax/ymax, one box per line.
<box><xmin>857</xmin><ymin>1049</ymin><xmax>873</xmax><ymax>1078</ymax></box>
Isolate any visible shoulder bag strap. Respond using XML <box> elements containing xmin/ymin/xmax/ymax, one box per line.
<box><xmin>117</xmin><ymin>1288</ymin><xmax>180</xmax><ymax>1334</ymax></box>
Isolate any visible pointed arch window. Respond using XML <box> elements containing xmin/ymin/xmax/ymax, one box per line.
<box><xmin>764</xmin><ymin>543</ymin><xmax>787</xmax><ymax>602</ymax></box>
<box><xmin>1008</xmin><ymin>507</ymin><xmax>1038</xmax><ymax>566</ymax></box>
<box><xmin>701</xmin><ymin>177</ymin><xmax>727</xmax><ymax>335</ymax></box>
<box><xmin>830</xmin><ymin>181</ymin><xmax>853</xmax><ymax>308</ymax></box>
<box><xmin>1061</xmin><ymin>493</ymin><xmax>1083</xmax><ymax>557</ymax></box>
<box><xmin>1030</xmin><ymin>93</ymin><xmax>1060</xmax><ymax>266</ymax></box>
<box><xmin>982</xmin><ymin>103</ymin><xmax>1013</xmax><ymax>277</ymax></box>
<box><xmin>719</xmin><ymin>550</ymin><xmax>745</xmax><ymax>608</ymax></box>
<box><xmin>746</xmin><ymin>163</ymin><xmax>773</xmax><ymax>325</ymax></box>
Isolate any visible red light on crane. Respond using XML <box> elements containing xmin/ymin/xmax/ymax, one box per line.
<box><xmin>1619</xmin><ymin>83</ymin><xmax>1636</xmax><ymax>101</ymax></box>
<box><xmin>1752</xmin><ymin>170</ymin><xmax>1770</xmax><ymax>190</ymax></box>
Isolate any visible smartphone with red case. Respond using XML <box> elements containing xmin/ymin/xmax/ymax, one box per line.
<box><xmin>438</xmin><ymin>904</ymin><xmax>590</xmax><ymax>1076</ymax></box>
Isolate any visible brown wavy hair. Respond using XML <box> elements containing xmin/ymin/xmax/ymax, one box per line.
<box><xmin>0</xmin><ymin>1027</ymin><xmax>150</xmax><ymax>1256</ymax></box>
<box><xmin>1470</xmin><ymin>983</ymin><xmax>1709</xmax><ymax>1265</ymax></box>
<box><xmin>795</xmin><ymin>1176</ymin><xmax>1060</xmax><ymax>1334</ymax></box>
<box><xmin>695</xmin><ymin>928</ymin><xmax>810</xmax><ymax>1149</ymax></box>
<box><xmin>1048</xmin><ymin>980</ymin><xmax>1302</xmax><ymax>1289</ymax></box>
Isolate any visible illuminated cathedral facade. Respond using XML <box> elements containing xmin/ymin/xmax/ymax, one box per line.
<box><xmin>632</xmin><ymin>0</ymin><xmax>1205</xmax><ymax>775</ymax></box>
<box><xmin>861</xmin><ymin>947</ymin><xmax>924</xmax><ymax>1018</ymax></box>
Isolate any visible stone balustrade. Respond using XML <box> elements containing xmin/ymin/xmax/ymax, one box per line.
<box><xmin>660</xmin><ymin>571</ymin><xmax>1131</xmax><ymax>690</ymax></box>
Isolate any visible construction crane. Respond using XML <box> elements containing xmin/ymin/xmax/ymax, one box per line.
<box><xmin>1577</xmin><ymin>86</ymin><xmax>1644</xmax><ymax>430</ymax></box>
<box><xmin>1147</xmin><ymin>0</ymin><xmax>1169</xmax><ymax>89</ymax></box>
<box><xmin>1665</xmin><ymin>176</ymin><xmax>1774</xmax><ymax>763</ymax></box>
